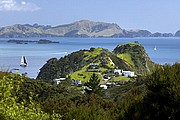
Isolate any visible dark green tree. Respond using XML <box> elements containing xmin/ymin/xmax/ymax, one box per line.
<box><xmin>123</xmin><ymin>63</ymin><xmax>180</xmax><ymax>120</ymax></box>
<box><xmin>85</xmin><ymin>73</ymin><xmax>101</xmax><ymax>94</ymax></box>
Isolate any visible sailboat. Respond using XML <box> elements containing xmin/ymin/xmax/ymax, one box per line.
<box><xmin>20</xmin><ymin>56</ymin><xmax>27</xmax><ymax>67</ymax></box>
<box><xmin>154</xmin><ymin>46</ymin><xmax>157</xmax><ymax>51</ymax></box>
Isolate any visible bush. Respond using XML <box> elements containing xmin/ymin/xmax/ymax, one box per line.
<box><xmin>0</xmin><ymin>73</ymin><xmax>61</xmax><ymax>120</ymax></box>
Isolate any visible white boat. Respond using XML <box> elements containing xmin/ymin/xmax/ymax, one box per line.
<box><xmin>20</xmin><ymin>56</ymin><xmax>27</xmax><ymax>67</ymax></box>
<box><xmin>154</xmin><ymin>46</ymin><xmax>157</xmax><ymax>51</ymax></box>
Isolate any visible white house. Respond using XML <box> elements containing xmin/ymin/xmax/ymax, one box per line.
<box><xmin>71</xmin><ymin>80</ymin><xmax>82</xmax><ymax>86</ymax></box>
<box><xmin>54</xmin><ymin>78</ymin><xmax>66</xmax><ymax>85</ymax></box>
<box><xmin>122</xmin><ymin>70</ymin><xmax>135</xmax><ymax>77</ymax></box>
<box><xmin>103</xmin><ymin>74</ymin><xmax>111</xmax><ymax>81</ymax></box>
<box><xmin>114</xmin><ymin>69</ymin><xmax>122</xmax><ymax>75</ymax></box>
<box><xmin>89</xmin><ymin>63</ymin><xmax>99</xmax><ymax>69</ymax></box>
<box><xmin>100</xmin><ymin>84</ymin><xmax>108</xmax><ymax>90</ymax></box>
<box><xmin>114</xmin><ymin>69</ymin><xmax>135</xmax><ymax>77</ymax></box>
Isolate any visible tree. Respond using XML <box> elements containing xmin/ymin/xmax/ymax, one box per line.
<box><xmin>142</xmin><ymin>63</ymin><xmax>180</xmax><ymax>120</ymax></box>
<box><xmin>85</xmin><ymin>73</ymin><xmax>101</xmax><ymax>94</ymax></box>
<box><xmin>123</xmin><ymin>63</ymin><xmax>180</xmax><ymax>120</ymax></box>
<box><xmin>0</xmin><ymin>73</ymin><xmax>62</xmax><ymax>120</ymax></box>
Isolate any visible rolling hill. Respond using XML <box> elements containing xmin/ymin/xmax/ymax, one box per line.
<box><xmin>37</xmin><ymin>42</ymin><xmax>156</xmax><ymax>81</ymax></box>
<box><xmin>0</xmin><ymin>20</ymin><xmax>174</xmax><ymax>38</ymax></box>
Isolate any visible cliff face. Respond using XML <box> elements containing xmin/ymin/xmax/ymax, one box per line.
<box><xmin>0</xmin><ymin>20</ymin><xmax>175</xmax><ymax>38</ymax></box>
<box><xmin>37</xmin><ymin>42</ymin><xmax>156</xmax><ymax>81</ymax></box>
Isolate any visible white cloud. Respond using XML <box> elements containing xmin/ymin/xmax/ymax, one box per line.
<box><xmin>0</xmin><ymin>0</ymin><xmax>40</xmax><ymax>12</ymax></box>
<box><xmin>21</xmin><ymin>1</ymin><xmax>26</xmax><ymax>5</ymax></box>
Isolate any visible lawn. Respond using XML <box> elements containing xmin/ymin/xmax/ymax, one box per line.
<box><xmin>69</xmin><ymin>65</ymin><xmax>102</xmax><ymax>82</ymax></box>
<box><xmin>109</xmin><ymin>76</ymin><xmax>130</xmax><ymax>82</ymax></box>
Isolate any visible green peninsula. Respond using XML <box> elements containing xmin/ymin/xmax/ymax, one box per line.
<box><xmin>37</xmin><ymin>42</ymin><xmax>155</xmax><ymax>82</ymax></box>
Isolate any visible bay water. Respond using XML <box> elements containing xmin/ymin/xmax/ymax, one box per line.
<box><xmin>0</xmin><ymin>37</ymin><xmax>180</xmax><ymax>78</ymax></box>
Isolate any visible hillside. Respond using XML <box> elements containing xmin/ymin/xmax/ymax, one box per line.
<box><xmin>175</xmin><ymin>30</ymin><xmax>180</xmax><ymax>37</ymax></box>
<box><xmin>37</xmin><ymin>42</ymin><xmax>156</xmax><ymax>81</ymax></box>
<box><xmin>37</xmin><ymin>48</ymin><xmax>130</xmax><ymax>81</ymax></box>
<box><xmin>1</xmin><ymin>60</ymin><xmax>180</xmax><ymax>119</ymax></box>
<box><xmin>0</xmin><ymin>20</ymin><xmax>174</xmax><ymax>38</ymax></box>
<box><xmin>113</xmin><ymin>42</ymin><xmax>155</xmax><ymax>74</ymax></box>
<box><xmin>0</xmin><ymin>20</ymin><xmax>124</xmax><ymax>38</ymax></box>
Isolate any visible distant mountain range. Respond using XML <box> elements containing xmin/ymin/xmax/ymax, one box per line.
<box><xmin>0</xmin><ymin>20</ymin><xmax>179</xmax><ymax>38</ymax></box>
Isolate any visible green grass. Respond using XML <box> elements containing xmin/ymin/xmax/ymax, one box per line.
<box><xmin>118</xmin><ymin>42</ymin><xmax>140</xmax><ymax>47</ymax></box>
<box><xmin>69</xmin><ymin>65</ymin><xmax>90</xmax><ymax>82</ymax></box>
<box><xmin>69</xmin><ymin>65</ymin><xmax>102</xmax><ymax>82</ymax></box>
<box><xmin>84</xmin><ymin>48</ymin><xmax>103</xmax><ymax>60</ymax></box>
<box><xmin>128</xmin><ymin>42</ymin><xmax>141</xmax><ymax>46</ymax></box>
<box><xmin>117</xmin><ymin>53</ymin><xmax>135</xmax><ymax>67</ymax></box>
<box><xmin>70</xmin><ymin>65</ymin><xmax>130</xmax><ymax>84</ymax></box>
<box><xmin>110</xmin><ymin>76</ymin><xmax>130</xmax><ymax>82</ymax></box>
<box><xmin>100</xmin><ymin>76</ymin><xmax>130</xmax><ymax>85</ymax></box>
<box><xmin>106</xmin><ymin>63</ymin><xmax>114</xmax><ymax>69</ymax></box>
<box><xmin>99</xmin><ymin>68</ymin><xmax>108</xmax><ymax>73</ymax></box>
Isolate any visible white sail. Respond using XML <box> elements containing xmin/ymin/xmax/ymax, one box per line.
<box><xmin>154</xmin><ymin>46</ymin><xmax>157</xmax><ymax>51</ymax></box>
<box><xmin>20</xmin><ymin>56</ymin><xmax>27</xmax><ymax>67</ymax></box>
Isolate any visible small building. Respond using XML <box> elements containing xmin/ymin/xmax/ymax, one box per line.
<box><xmin>103</xmin><ymin>74</ymin><xmax>111</xmax><ymax>81</ymax></box>
<box><xmin>71</xmin><ymin>79</ymin><xmax>82</xmax><ymax>86</ymax></box>
<box><xmin>115</xmin><ymin>84</ymin><xmax>121</xmax><ymax>87</ymax></box>
<box><xmin>114</xmin><ymin>69</ymin><xmax>135</xmax><ymax>77</ymax></box>
<box><xmin>100</xmin><ymin>84</ymin><xmax>108</xmax><ymax>90</ymax></box>
<box><xmin>89</xmin><ymin>63</ymin><xmax>99</xmax><ymax>69</ymax></box>
<box><xmin>114</xmin><ymin>69</ymin><xmax>122</xmax><ymax>75</ymax></box>
<box><xmin>106</xmin><ymin>82</ymin><xmax>112</xmax><ymax>88</ymax></box>
<box><xmin>122</xmin><ymin>70</ymin><xmax>135</xmax><ymax>77</ymax></box>
<box><xmin>54</xmin><ymin>78</ymin><xmax>66</xmax><ymax>85</ymax></box>
<box><xmin>87</xmin><ymin>63</ymin><xmax>100</xmax><ymax>72</ymax></box>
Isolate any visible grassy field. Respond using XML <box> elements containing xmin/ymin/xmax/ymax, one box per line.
<box><xmin>110</xmin><ymin>76</ymin><xmax>130</xmax><ymax>82</ymax></box>
<box><xmin>117</xmin><ymin>53</ymin><xmax>135</xmax><ymax>67</ymax></box>
<box><xmin>70</xmin><ymin>47</ymin><xmax>133</xmax><ymax>83</ymax></box>
<box><xmin>69</xmin><ymin>65</ymin><xmax>102</xmax><ymax>82</ymax></box>
<box><xmin>70</xmin><ymin>65</ymin><xmax>130</xmax><ymax>83</ymax></box>
<box><xmin>84</xmin><ymin>48</ymin><xmax>103</xmax><ymax>60</ymax></box>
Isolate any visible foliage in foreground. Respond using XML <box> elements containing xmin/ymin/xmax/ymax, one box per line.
<box><xmin>122</xmin><ymin>63</ymin><xmax>180</xmax><ymax>120</ymax></box>
<box><xmin>1</xmin><ymin>63</ymin><xmax>180</xmax><ymax>120</ymax></box>
<box><xmin>0</xmin><ymin>73</ymin><xmax>61</xmax><ymax>120</ymax></box>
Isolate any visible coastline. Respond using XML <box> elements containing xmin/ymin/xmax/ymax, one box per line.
<box><xmin>0</xmin><ymin>37</ymin><xmax>180</xmax><ymax>78</ymax></box>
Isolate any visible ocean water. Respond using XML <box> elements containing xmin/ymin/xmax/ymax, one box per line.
<box><xmin>0</xmin><ymin>37</ymin><xmax>180</xmax><ymax>78</ymax></box>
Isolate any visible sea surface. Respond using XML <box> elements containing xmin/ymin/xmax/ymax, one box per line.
<box><xmin>0</xmin><ymin>37</ymin><xmax>180</xmax><ymax>78</ymax></box>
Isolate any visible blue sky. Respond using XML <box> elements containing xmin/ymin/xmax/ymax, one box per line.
<box><xmin>0</xmin><ymin>0</ymin><xmax>180</xmax><ymax>33</ymax></box>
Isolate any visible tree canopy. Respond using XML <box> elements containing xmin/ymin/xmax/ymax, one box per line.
<box><xmin>84</xmin><ymin>73</ymin><xmax>101</xmax><ymax>94</ymax></box>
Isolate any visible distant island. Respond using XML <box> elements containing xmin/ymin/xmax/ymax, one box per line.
<box><xmin>7</xmin><ymin>39</ymin><xmax>59</xmax><ymax>44</ymax></box>
<box><xmin>0</xmin><ymin>20</ymin><xmax>178</xmax><ymax>38</ymax></box>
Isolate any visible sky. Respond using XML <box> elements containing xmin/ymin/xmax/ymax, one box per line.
<box><xmin>0</xmin><ymin>0</ymin><xmax>180</xmax><ymax>33</ymax></box>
